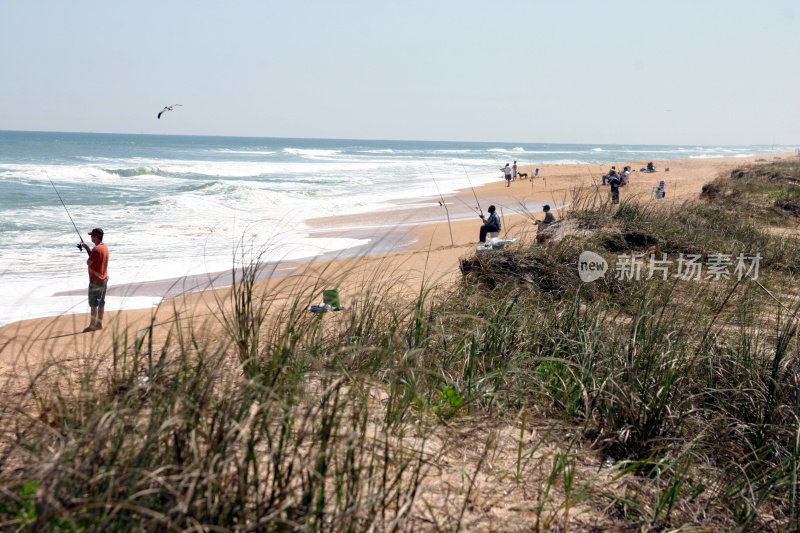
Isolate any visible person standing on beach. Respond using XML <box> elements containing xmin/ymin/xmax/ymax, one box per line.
<box><xmin>512</xmin><ymin>161</ymin><xmax>518</xmax><ymax>180</ymax></box>
<box><xmin>81</xmin><ymin>228</ymin><xmax>108</xmax><ymax>332</ymax></box>
<box><xmin>501</xmin><ymin>164</ymin><xmax>512</xmax><ymax>187</ymax></box>
<box><xmin>607</xmin><ymin>174</ymin><xmax>621</xmax><ymax>204</ymax></box>
<box><xmin>479</xmin><ymin>205</ymin><xmax>500</xmax><ymax>242</ymax></box>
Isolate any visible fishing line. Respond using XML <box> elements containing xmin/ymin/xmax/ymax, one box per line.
<box><xmin>526</xmin><ymin>156</ymin><xmax>535</xmax><ymax>193</ymax></box>
<box><xmin>454</xmin><ymin>155</ymin><xmax>483</xmax><ymax>216</ymax></box>
<box><xmin>437</xmin><ymin>159</ymin><xmax>482</xmax><ymax>216</ymax></box>
<box><xmin>449</xmin><ymin>193</ymin><xmax>483</xmax><ymax>216</ymax></box>
<box><xmin>585</xmin><ymin>165</ymin><xmax>605</xmax><ymax>204</ymax></box>
<box><xmin>46</xmin><ymin>172</ymin><xmax>89</xmax><ymax>256</ymax></box>
<box><xmin>425</xmin><ymin>163</ymin><xmax>455</xmax><ymax>247</ymax></box>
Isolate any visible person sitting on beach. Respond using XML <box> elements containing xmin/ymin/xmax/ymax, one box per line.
<box><xmin>603</xmin><ymin>166</ymin><xmax>618</xmax><ymax>186</ymax></box>
<box><xmin>647</xmin><ymin>162</ymin><xmax>655</xmax><ymax>172</ymax></box>
<box><xmin>534</xmin><ymin>205</ymin><xmax>556</xmax><ymax>228</ymax></box>
<box><xmin>501</xmin><ymin>164</ymin><xmax>512</xmax><ymax>187</ymax></box>
<box><xmin>479</xmin><ymin>205</ymin><xmax>501</xmax><ymax>242</ymax></box>
<box><xmin>621</xmin><ymin>166</ymin><xmax>630</xmax><ymax>186</ymax></box>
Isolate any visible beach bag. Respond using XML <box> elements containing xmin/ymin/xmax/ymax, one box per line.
<box><xmin>322</xmin><ymin>289</ymin><xmax>341</xmax><ymax>308</ymax></box>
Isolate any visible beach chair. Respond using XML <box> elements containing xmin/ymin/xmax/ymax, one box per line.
<box><xmin>488</xmin><ymin>231</ymin><xmax>500</xmax><ymax>239</ymax></box>
<box><xmin>653</xmin><ymin>180</ymin><xmax>665</xmax><ymax>199</ymax></box>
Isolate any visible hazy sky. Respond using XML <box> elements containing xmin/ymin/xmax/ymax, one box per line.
<box><xmin>1</xmin><ymin>1</ymin><xmax>798</xmax><ymax>145</ymax></box>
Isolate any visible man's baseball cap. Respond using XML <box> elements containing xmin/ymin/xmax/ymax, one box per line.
<box><xmin>88</xmin><ymin>228</ymin><xmax>104</xmax><ymax>237</ymax></box>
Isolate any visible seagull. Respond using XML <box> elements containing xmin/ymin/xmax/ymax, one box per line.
<box><xmin>157</xmin><ymin>104</ymin><xmax>182</xmax><ymax>119</ymax></box>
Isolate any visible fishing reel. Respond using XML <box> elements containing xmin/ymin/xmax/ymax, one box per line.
<box><xmin>76</xmin><ymin>242</ymin><xmax>84</xmax><ymax>251</ymax></box>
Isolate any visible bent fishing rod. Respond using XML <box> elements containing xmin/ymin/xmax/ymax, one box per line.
<box><xmin>46</xmin><ymin>173</ymin><xmax>90</xmax><ymax>256</ymax></box>
<box><xmin>455</xmin><ymin>156</ymin><xmax>483</xmax><ymax>217</ymax></box>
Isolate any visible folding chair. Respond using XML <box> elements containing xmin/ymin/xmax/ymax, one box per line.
<box><xmin>652</xmin><ymin>180</ymin><xmax>665</xmax><ymax>199</ymax></box>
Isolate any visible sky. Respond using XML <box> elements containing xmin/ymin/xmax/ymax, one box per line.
<box><xmin>1</xmin><ymin>0</ymin><xmax>798</xmax><ymax>146</ymax></box>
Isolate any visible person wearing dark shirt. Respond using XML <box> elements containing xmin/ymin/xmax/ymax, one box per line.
<box><xmin>535</xmin><ymin>204</ymin><xmax>556</xmax><ymax>227</ymax></box>
<box><xmin>608</xmin><ymin>174</ymin><xmax>621</xmax><ymax>204</ymax></box>
<box><xmin>479</xmin><ymin>205</ymin><xmax>500</xmax><ymax>242</ymax></box>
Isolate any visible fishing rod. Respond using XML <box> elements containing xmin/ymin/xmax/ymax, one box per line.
<box><xmin>526</xmin><ymin>157</ymin><xmax>535</xmax><ymax>193</ymax></box>
<box><xmin>46</xmin><ymin>172</ymin><xmax>90</xmax><ymax>256</ymax></box>
<box><xmin>434</xmin><ymin>180</ymin><xmax>482</xmax><ymax>216</ymax></box>
<box><xmin>455</xmin><ymin>156</ymin><xmax>483</xmax><ymax>217</ymax></box>
<box><xmin>425</xmin><ymin>164</ymin><xmax>455</xmax><ymax>247</ymax></box>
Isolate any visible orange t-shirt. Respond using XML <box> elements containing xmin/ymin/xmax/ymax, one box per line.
<box><xmin>88</xmin><ymin>243</ymin><xmax>109</xmax><ymax>284</ymax></box>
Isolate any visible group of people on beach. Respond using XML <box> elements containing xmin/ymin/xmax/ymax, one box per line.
<box><xmin>500</xmin><ymin>161</ymin><xmax>538</xmax><ymax>187</ymax></box>
<box><xmin>475</xmin><ymin>160</ymin><xmax>557</xmax><ymax>241</ymax></box>
<box><xmin>602</xmin><ymin>165</ymin><xmax>631</xmax><ymax>204</ymax></box>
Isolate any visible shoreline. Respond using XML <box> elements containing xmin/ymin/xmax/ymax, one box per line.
<box><xmin>2</xmin><ymin>152</ymin><xmax>795</xmax><ymax>337</ymax></box>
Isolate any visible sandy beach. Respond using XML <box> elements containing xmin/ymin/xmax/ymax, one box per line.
<box><xmin>1</xmin><ymin>153</ymin><xmax>794</xmax><ymax>382</ymax></box>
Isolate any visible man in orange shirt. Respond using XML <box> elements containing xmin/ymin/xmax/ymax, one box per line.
<box><xmin>81</xmin><ymin>228</ymin><xmax>109</xmax><ymax>332</ymax></box>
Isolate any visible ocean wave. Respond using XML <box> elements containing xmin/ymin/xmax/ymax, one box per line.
<box><xmin>486</xmin><ymin>147</ymin><xmax>528</xmax><ymax>155</ymax></box>
<box><xmin>103</xmin><ymin>166</ymin><xmax>165</xmax><ymax>177</ymax></box>
<box><xmin>523</xmin><ymin>150</ymin><xmax>583</xmax><ymax>155</ymax></box>
<box><xmin>178</xmin><ymin>179</ymin><xmax>227</xmax><ymax>192</ymax></box>
<box><xmin>166</xmin><ymin>180</ymin><xmax>305</xmax><ymax>213</ymax></box>
<box><xmin>282</xmin><ymin>148</ymin><xmax>341</xmax><ymax>157</ymax></box>
<box><xmin>214</xmin><ymin>149</ymin><xmax>278</xmax><ymax>155</ymax></box>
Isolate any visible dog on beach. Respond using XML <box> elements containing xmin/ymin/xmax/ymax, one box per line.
<box><xmin>517</xmin><ymin>171</ymin><xmax>528</xmax><ymax>179</ymax></box>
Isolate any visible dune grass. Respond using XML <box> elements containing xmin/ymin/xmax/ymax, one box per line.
<box><xmin>1</xmin><ymin>159</ymin><xmax>800</xmax><ymax>531</ymax></box>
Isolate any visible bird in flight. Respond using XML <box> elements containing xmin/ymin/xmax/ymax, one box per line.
<box><xmin>157</xmin><ymin>104</ymin><xmax>182</xmax><ymax>119</ymax></box>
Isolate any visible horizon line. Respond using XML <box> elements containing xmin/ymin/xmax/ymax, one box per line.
<box><xmin>1</xmin><ymin>129</ymin><xmax>797</xmax><ymax>149</ymax></box>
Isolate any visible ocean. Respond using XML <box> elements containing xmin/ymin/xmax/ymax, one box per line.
<box><xmin>0</xmin><ymin>130</ymin><xmax>792</xmax><ymax>326</ymax></box>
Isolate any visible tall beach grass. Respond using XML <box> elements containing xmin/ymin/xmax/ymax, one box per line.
<box><xmin>1</xmin><ymin>159</ymin><xmax>799</xmax><ymax>530</ymax></box>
